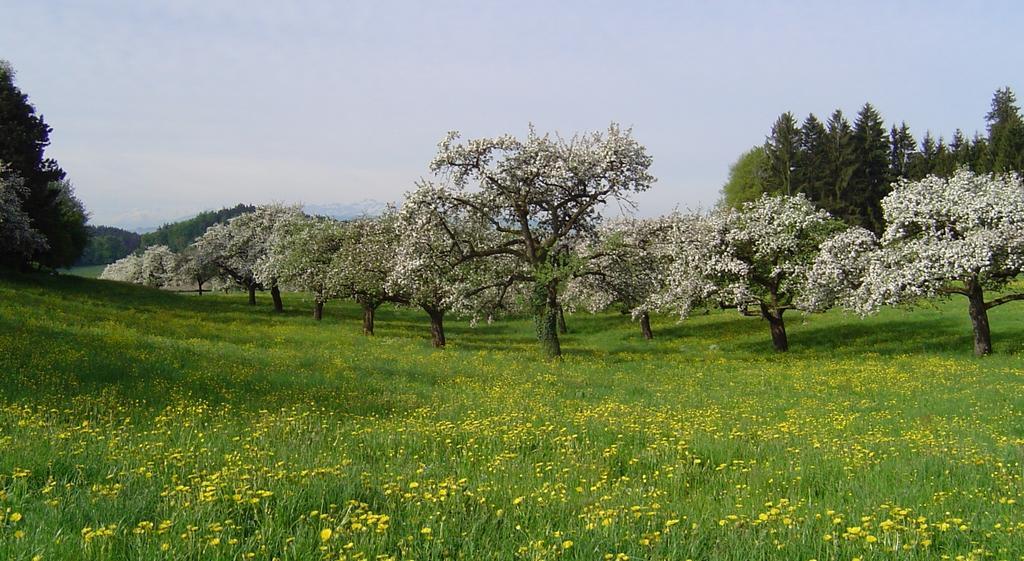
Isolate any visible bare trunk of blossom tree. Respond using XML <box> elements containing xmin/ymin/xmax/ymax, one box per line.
<box><xmin>760</xmin><ymin>304</ymin><xmax>788</xmax><ymax>352</ymax></box>
<box><xmin>426</xmin><ymin>307</ymin><xmax>446</xmax><ymax>348</ymax></box>
<box><xmin>247</xmin><ymin>284</ymin><xmax>257</xmax><ymax>305</ymax></box>
<box><xmin>361</xmin><ymin>302</ymin><xmax>377</xmax><ymax>335</ymax></box>
<box><xmin>313</xmin><ymin>301</ymin><xmax>324</xmax><ymax>321</ymax></box>
<box><xmin>639</xmin><ymin>311</ymin><xmax>653</xmax><ymax>340</ymax></box>
<box><xmin>533</xmin><ymin>281</ymin><xmax>562</xmax><ymax>359</ymax></box>
<box><xmin>557</xmin><ymin>303</ymin><xmax>568</xmax><ymax>334</ymax></box>
<box><xmin>966</xmin><ymin>280</ymin><xmax>992</xmax><ymax>356</ymax></box>
<box><xmin>271</xmin><ymin>285</ymin><xmax>283</xmax><ymax>313</ymax></box>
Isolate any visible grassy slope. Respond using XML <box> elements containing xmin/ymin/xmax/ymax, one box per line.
<box><xmin>1</xmin><ymin>273</ymin><xmax>1023</xmax><ymax>560</ymax></box>
<box><xmin>61</xmin><ymin>264</ymin><xmax>107</xmax><ymax>278</ymax></box>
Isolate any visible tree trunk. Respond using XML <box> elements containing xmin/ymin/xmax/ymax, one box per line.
<box><xmin>427</xmin><ymin>308</ymin><xmax>446</xmax><ymax>348</ymax></box>
<box><xmin>271</xmin><ymin>285</ymin><xmax>283</xmax><ymax>313</ymax></box>
<box><xmin>640</xmin><ymin>311</ymin><xmax>653</xmax><ymax>340</ymax></box>
<box><xmin>557</xmin><ymin>303</ymin><xmax>568</xmax><ymax>334</ymax></box>
<box><xmin>967</xmin><ymin>280</ymin><xmax>993</xmax><ymax>356</ymax></box>
<box><xmin>362</xmin><ymin>303</ymin><xmax>376</xmax><ymax>335</ymax></box>
<box><xmin>196</xmin><ymin>277</ymin><xmax>204</xmax><ymax>295</ymax></box>
<box><xmin>761</xmin><ymin>304</ymin><xmax>788</xmax><ymax>352</ymax></box>
<box><xmin>313</xmin><ymin>301</ymin><xmax>324</xmax><ymax>321</ymax></box>
<box><xmin>247</xmin><ymin>284</ymin><xmax>257</xmax><ymax>305</ymax></box>
<box><xmin>533</xmin><ymin>282</ymin><xmax>562</xmax><ymax>359</ymax></box>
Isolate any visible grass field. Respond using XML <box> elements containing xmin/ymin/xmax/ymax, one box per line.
<box><xmin>60</xmin><ymin>265</ymin><xmax>107</xmax><ymax>278</ymax></box>
<box><xmin>1</xmin><ymin>273</ymin><xmax>1024</xmax><ymax>560</ymax></box>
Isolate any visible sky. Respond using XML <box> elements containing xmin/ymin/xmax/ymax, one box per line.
<box><xmin>1</xmin><ymin>1</ymin><xmax>1022</xmax><ymax>230</ymax></box>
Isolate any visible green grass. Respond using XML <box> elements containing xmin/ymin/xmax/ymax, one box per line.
<box><xmin>1</xmin><ymin>273</ymin><xmax>1023</xmax><ymax>560</ymax></box>
<box><xmin>61</xmin><ymin>264</ymin><xmax>107</xmax><ymax>278</ymax></box>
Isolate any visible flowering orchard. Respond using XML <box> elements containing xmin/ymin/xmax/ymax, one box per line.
<box><xmin>100</xmin><ymin>125</ymin><xmax>1024</xmax><ymax>356</ymax></box>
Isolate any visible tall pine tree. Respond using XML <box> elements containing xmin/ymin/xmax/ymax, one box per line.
<box><xmin>888</xmin><ymin>122</ymin><xmax>916</xmax><ymax>180</ymax></box>
<box><xmin>794</xmin><ymin>114</ymin><xmax>830</xmax><ymax>206</ymax></box>
<box><xmin>763</xmin><ymin>112</ymin><xmax>800</xmax><ymax>196</ymax></box>
<box><xmin>824</xmin><ymin>110</ymin><xmax>857</xmax><ymax>221</ymax></box>
<box><xmin>985</xmin><ymin>87</ymin><xmax>1024</xmax><ymax>172</ymax></box>
<box><xmin>850</xmin><ymin>103</ymin><xmax>891</xmax><ymax>233</ymax></box>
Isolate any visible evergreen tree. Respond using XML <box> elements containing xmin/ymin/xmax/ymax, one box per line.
<box><xmin>949</xmin><ymin>129</ymin><xmax>972</xmax><ymax>169</ymax></box>
<box><xmin>888</xmin><ymin>122</ymin><xmax>916</xmax><ymax>180</ymax></box>
<box><xmin>763</xmin><ymin>112</ymin><xmax>800</xmax><ymax>196</ymax></box>
<box><xmin>849</xmin><ymin>103</ymin><xmax>891</xmax><ymax>233</ymax></box>
<box><xmin>795</xmin><ymin>114</ymin><xmax>830</xmax><ymax>205</ymax></box>
<box><xmin>909</xmin><ymin>131</ymin><xmax>938</xmax><ymax>180</ymax></box>
<box><xmin>985</xmin><ymin>87</ymin><xmax>1024</xmax><ymax>172</ymax></box>
<box><xmin>824</xmin><ymin>110</ymin><xmax>857</xmax><ymax>220</ymax></box>
<box><xmin>0</xmin><ymin>60</ymin><xmax>88</xmax><ymax>268</ymax></box>
<box><xmin>932</xmin><ymin>137</ymin><xmax>958</xmax><ymax>177</ymax></box>
<box><xmin>970</xmin><ymin>133</ymin><xmax>992</xmax><ymax>172</ymax></box>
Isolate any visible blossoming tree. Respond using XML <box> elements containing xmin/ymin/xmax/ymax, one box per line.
<box><xmin>564</xmin><ymin>216</ymin><xmax>676</xmax><ymax>339</ymax></box>
<box><xmin>854</xmin><ymin>169</ymin><xmax>1024</xmax><ymax>355</ymax></box>
<box><xmin>138</xmin><ymin>245</ymin><xmax>177</xmax><ymax>288</ymax></box>
<box><xmin>390</xmin><ymin>182</ymin><xmax>522</xmax><ymax>347</ymax></box>
<box><xmin>193</xmin><ymin>204</ymin><xmax>302</xmax><ymax>309</ymax></box>
<box><xmin>99</xmin><ymin>252</ymin><xmax>142</xmax><ymax>284</ymax></box>
<box><xmin>328</xmin><ymin>211</ymin><xmax>406</xmax><ymax>335</ymax></box>
<box><xmin>656</xmin><ymin>195</ymin><xmax>842</xmax><ymax>351</ymax></box>
<box><xmin>0</xmin><ymin>168</ymin><xmax>47</xmax><ymax>262</ymax></box>
<box><xmin>428</xmin><ymin>123</ymin><xmax>655</xmax><ymax>358</ymax></box>
<box><xmin>257</xmin><ymin>213</ymin><xmax>347</xmax><ymax>320</ymax></box>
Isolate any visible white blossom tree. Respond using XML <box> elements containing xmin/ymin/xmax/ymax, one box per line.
<box><xmin>854</xmin><ymin>170</ymin><xmax>1024</xmax><ymax>356</ymax></box>
<box><xmin>193</xmin><ymin>204</ymin><xmax>302</xmax><ymax>309</ymax></box>
<box><xmin>100</xmin><ymin>253</ymin><xmax>143</xmax><ymax>283</ymax></box>
<box><xmin>390</xmin><ymin>182</ymin><xmax>522</xmax><ymax>347</ymax></box>
<box><xmin>564</xmin><ymin>215</ymin><xmax>676</xmax><ymax>339</ymax></box>
<box><xmin>171</xmin><ymin>246</ymin><xmax>220</xmax><ymax>294</ymax></box>
<box><xmin>0</xmin><ymin>167</ymin><xmax>47</xmax><ymax>262</ymax></box>
<box><xmin>428</xmin><ymin>123</ymin><xmax>655</xmax><ymax>358</ymax></box>
<box><xmin>257</xmin><ymin>213</ymin><xmax>347</xmax><ymax>320</ymax></box>
<box><xmin>656</xmin><ymin>195</ymin><xmax>842</xmax><ymax>351</ymax></box>
<box><xmin>328</xmin><ymin>211</ymin><xmax>406</xmax><ymax>335</ymax></box>
<box><xmin>138</xmin><ymin>245</ymin><xmax>177</xmax><ymax>288</ymax></box>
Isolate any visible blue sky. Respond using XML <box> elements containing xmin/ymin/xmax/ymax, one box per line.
<box><xmin>2</xmin><ymin>1</ymin><xmax>1021</xmax><ymax>229</ymax></box>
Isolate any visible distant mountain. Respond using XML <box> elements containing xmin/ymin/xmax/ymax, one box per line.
<box><xmin>75</xmin><ymin>225</ymin><xmax>142</xmax><ymax>266</ymax></box>
<box><xmin>303</xmin><ymin>200</ymin><xmax>388</xmax><ymax>220</ymax></box>
<box><xmin>139</xmin><ymin>204</ymin><xmax>256</xmax><ymax>252</ymax></box>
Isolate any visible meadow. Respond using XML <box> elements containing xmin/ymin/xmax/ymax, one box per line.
<box><xmin>1</xmin><ymin>274</ymin><xmax>1024</xmax><ymax>560</ymax></box>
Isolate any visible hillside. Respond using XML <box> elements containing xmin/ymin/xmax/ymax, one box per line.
<box><xmin>139</xmin><ymin>203</ymin><xmax>256</xmax><ymax>251</ymax></box>
<box><xmin>2</xmin><ymin>273</ymin><xmax>1023</xmax><ymax>559</ymax></box>
<box><xmin>74</xmin><ymin>225</ymin><xmax>142</xmax><ymax>266</ymax></box>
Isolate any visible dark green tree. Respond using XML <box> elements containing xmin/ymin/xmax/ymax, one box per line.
<box><xmin>0</xmin><ymin>60</ymin><xmax>88</xmax><ymax>268</ymax></box>
<box><xmin>849</xmin><ymin>103</ymin><xmax>891</xmax><ymax>233</ymax></box>
<box><xmin>824</xmin><ymin>110</ymin><xmax>857</xmax><ymax>221</ymax></box>
<box><xmin>948</xmin><ymin>129</ymin><xmax>972</xmax><ymax>170</ymax></box>
<box><xmin>970</xmin><ymin>133</ymin><xmax>992</xmax><ymax>172</ymax></box>
<box><xmin>795</xmin><ymin>114</ymin><xmax>830</xmax><ymax>205</ymax></box>
<box><xmin>908</xmin><ymin>132</ymin><xmax>938</xmax><ymax>179</ymax></box>
<box><xmin>764</xmin><ymin>112</ymin><xmax>800</xmax><ymax>196</ymax></box>
<box><xmin>985</xmin><ymin>87</ymin><xmax>1024</xmax><ymax>172</ymax></box>
<box><xmin>888</xmin><ymin>122</ymin><xmax>916</xmax><ymax>180</ymax></box>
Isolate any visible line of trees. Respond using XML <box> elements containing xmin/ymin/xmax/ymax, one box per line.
<box><xmin>101</xmin><ymin>124</ymin><xmax>1024</xmax><ymax>359</ymax></box>
<box><xmin>722</xmin><ymin>88</ymin><xmax>1024</xmax><ymax>234</ymax></box>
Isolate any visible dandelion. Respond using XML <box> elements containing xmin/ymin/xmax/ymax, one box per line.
<box><xmin>320</xmin><ymin>528</ymin><xmax>332</xmax><ymax>542</ymax></box>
